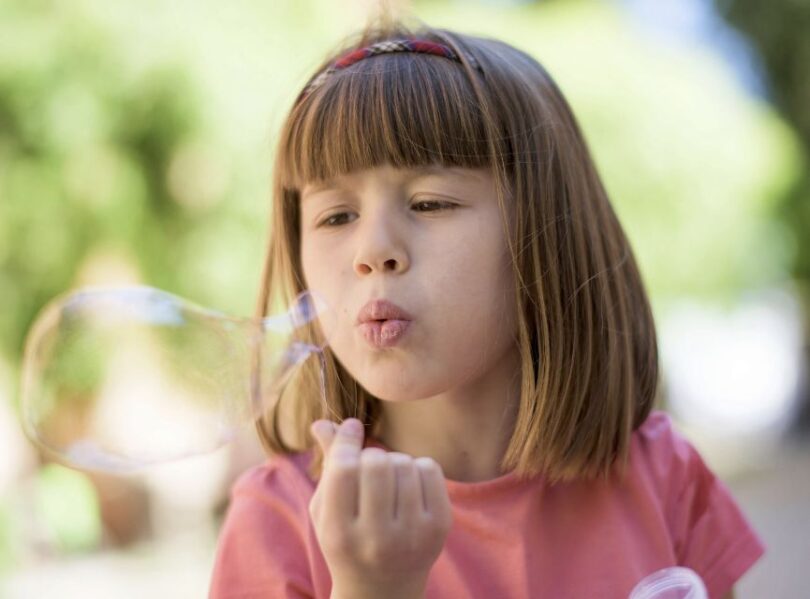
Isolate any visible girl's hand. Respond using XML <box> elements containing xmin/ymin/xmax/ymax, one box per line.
<box><xmin>309</xmin><ymin>418</ymin><xmax>453</xmax><ymax>599</ymax></box>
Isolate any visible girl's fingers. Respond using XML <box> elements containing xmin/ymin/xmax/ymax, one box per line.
<box><xmin>323</xmin><ymin>419</ymin><xmax>364</xmax><ymax>467</ymax></box>
<box><xmin>311</xmin><ymin>418</ymin><xmax>451</xmax><ymax>535</ymax></box>
<box><xmin>359</xmin><ymin>448</ymin><xmax>395</xmax><ymax>527</ymax></box>
<box><xmin>391</xmin><ymin>452</ymin><xmax>421</xmax><ymax>522</ymax></box>
<box><xmin>320</xmin><ymin>419</ymin><xmax>365</xmax><ymax>520</ymax></box>
<box><xmin>310</xmin><ymin>420</ymin><xmax>337</xmax><ymax>456</ymax></box>
<box><xmin>415</xmin><ymin>457</ymin><xmax>451</xmax><ymax>522</ymax></box>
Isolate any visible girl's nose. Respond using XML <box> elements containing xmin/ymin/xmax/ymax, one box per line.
<box><xmin>355</xmin><ymin>257</ymin><xmax>402</xmax><ymax>275</ymax></box>
<box><xmin>352</xmin><ymin>215</ymin><xmax>409</xmax><ymax>276</ymax></box>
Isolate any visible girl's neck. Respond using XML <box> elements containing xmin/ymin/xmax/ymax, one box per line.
<box><xmin>373</xmin><ymin>346</ymin><xmax>522</xmax><ymax>483</ymax></box>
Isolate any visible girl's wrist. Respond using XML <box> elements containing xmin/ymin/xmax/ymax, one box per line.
<box><xmin>331</xmin><ymin>592</ymin><xmax>424</xmax><ymax>599</ymax></box>
<box><xmin>330</xmin><ymin>574</ymin><xmax>428</xmax><ymax>599</ymax></box>
<box><xmin>331</xmin><ymin>590</ymin><xmax>425</xmax><ymax>599</ymax></box>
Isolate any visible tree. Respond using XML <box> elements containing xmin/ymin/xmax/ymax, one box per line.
<box><xmin>717</xmin><ymin>0</ymin><xmax>810</xmax><ymax>432</ymax></box>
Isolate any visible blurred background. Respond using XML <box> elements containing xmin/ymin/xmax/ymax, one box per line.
<box><xmin>1</xmin><ymin>0</ymin><xmax>808</xmax><ymax>596</ymax></box>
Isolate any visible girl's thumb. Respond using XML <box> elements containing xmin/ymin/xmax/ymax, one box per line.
<box><xmin>310</xmin><ymin>420</ymin><xmax>337</xmax><ymax>453</ymax></box>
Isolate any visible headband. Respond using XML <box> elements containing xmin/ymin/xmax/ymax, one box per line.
<box><xmin>295</xmin><ymin>37</ymin><xmax>483</xmax><ymax>106</ymax></box>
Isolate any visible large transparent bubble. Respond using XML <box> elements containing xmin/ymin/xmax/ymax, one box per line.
<box><xmin>19</xmin><ymin>286</ymin><xmax>332</xmax><ymax>473</ymax></box>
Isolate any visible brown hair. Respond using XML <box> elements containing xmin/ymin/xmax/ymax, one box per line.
<box><xmin>253</xmin><ymin>12</ymin><xmax>661</xmax><ymax>486</ymax></box>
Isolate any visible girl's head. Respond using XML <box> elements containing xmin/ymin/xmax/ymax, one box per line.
<box><xmin>255</xmin><ymin>14</ymin><xmax>660</xmax><ymax>485</ymax></box>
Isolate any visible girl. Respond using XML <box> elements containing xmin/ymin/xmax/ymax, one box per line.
<box><xmin>209</xmin><ymin>13</ymin><xmax>766</xmax><ymax>599</ymax></box>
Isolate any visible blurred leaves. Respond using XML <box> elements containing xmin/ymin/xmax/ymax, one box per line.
<box><xmin>34</xmin><ymin>463</ymin><xmax>101</xmax><ymax>553</ymax></box>
<box><xmin>418</xmin><ymin>0</ymin><xmax>803</xmax><ymax>313</ymax></box>
<box><xmin>0</xmin><ymin>0</ymin><xmax>375</xmax><ymax>386</ymax></box>
<box><xmin>0</xmin><ymin>1</ymin><xmax>230</xmax><ymax>388</ymax></box>
<box><xmin>718</xmin><ymin>0</ymin><xmax>810</xmax><ymax>295</ymax></box>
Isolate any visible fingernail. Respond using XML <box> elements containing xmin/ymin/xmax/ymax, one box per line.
<box><xmin>342</xmin><ymin>418</ymin><xmax>363</xmax><ymax>436</ymax></box>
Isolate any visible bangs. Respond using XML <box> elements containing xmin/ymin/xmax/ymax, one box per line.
<box><xmin>280</xmin><ymin>50</ymin><xmax>492</xmax><ymax>189</ymax></box>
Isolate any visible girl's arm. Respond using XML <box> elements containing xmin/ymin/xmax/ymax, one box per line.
<box><xmin>209</xmin><ymin>464</ymin><xmax>315</xmax><ymax>598</ymax></box>
<box><xmin>720</xmin><ymin>589</ymin><xmax>735</xmax><ymax>599</ymax></box>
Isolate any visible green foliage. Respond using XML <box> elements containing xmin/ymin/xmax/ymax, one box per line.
<box><xmin>0</xmin><ymin>1</ymin><xmax>213</xmax><ymax>384</ymax></box>
<box><xmin>719</xmin><ymin>0</ymin><xmax>810</xmax><ymax>296</ymax></box>
<box><xmin>416</xmin><ymin>0</ymin><xmax>803</xmax><ymax>314</ymax></box>
<box><xmin>34</xmin><ymin>463</ymin><xmax>102</xmax><ymax>553</ymax></box>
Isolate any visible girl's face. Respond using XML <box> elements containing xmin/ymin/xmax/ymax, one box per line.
<box><xmin>299</xmin><ymin>163</ymin><xmax>518</xmax><ymax>402</ymax></box>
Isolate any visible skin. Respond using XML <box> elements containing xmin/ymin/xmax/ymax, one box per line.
<box><xmin>300</xmin><ymin>163</ymin><xmax>522</xmax><ymax>484</ymax></box>
<box><xmin>309</xmin><ymin>418</ymin><xmax>450</xmax><ymax>599</ymax></box>
<box><xmin>300</xmin><ymin>163</ymin><xmax>523</xmax><ymax>597</ymax></box>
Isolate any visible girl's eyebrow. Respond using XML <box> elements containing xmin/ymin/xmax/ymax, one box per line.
<box><xmin>302</xmin><ymin>165</ymin><xmax>481</xmax><ymax>198</ymax></box>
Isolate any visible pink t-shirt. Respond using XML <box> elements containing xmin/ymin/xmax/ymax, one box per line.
<box><xmin>209</xmin><ymin>410</ymin><xmax>765</xmax><ymax>598</ymax></box>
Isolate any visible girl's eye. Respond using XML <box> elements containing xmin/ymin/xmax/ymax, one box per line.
<box><xmin>413</xmin><ymin>199</ymin><xmax>456</xmax><ymax>212</ymax></box>
<box><xmin>319</xmin><ymin>212</ymin><xmax>353</xmax><ymax>228</ymax></box>
<box><xmin>317</xmin><ymin>200</ymin><xmax>456</xmax><ymax>228</ymax></box>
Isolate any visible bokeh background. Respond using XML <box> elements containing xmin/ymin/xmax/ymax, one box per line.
<box><xmin>1</xmin><ymin>0</ymin><xmax>809</xmax><ymax>596</ymax></box>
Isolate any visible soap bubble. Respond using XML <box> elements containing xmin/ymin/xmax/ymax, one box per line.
<box><xmin>19</xmin><ymin>286</ymin><xmax>332</xmax><ymax>473</ymax></box>
<box><xmin>629</xmin><ymin>567</ymin><xmax>708</xmax><ymax>599</ymax></box>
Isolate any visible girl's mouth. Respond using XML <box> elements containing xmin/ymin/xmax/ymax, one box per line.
<box><xmin>358</xmin><ymin>319</ymin><xmax>411</xmax><ymax>349</ymax></box>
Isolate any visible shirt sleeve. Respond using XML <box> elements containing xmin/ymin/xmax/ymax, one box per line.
<box><xmin>209</xmin><ymin>462</ymin><xmax>315</xmax><ymax>599</ymax></box>
<box><xmin>662</xmin><ymin>417</ymin><xmax>767</xmax><ymax>599</ymax></box>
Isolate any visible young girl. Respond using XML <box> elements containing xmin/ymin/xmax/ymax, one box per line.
<box><xmin>209</xmin><ymin>13</ymin><xmax>766</xmax><ymax>599</ymax></box>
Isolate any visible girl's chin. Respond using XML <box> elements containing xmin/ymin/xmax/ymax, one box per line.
<box><xmin>359</xmin><ymin>376</ymin><xmax>450</xmax><ymax>404</ymax></box>
<box><xmin>360</xmin><ymin>382</ymin><xmax>413</xmax><ymax>401</ymax></box>
<box><xmin>353</xmin><ymin>375</ymin><xmax>422</xmax><ymax>402</ymax></box>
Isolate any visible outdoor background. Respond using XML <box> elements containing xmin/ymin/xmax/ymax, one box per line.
<box><xmin>1</xmin><ymin>0</ymin><xmax>809</xmax><ymax>597</ymax></box>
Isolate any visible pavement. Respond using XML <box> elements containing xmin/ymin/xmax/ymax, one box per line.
<box><xmin>720</xmin><ymin>431</ymin><xmax>810</xmax><ymax>597</ymax></box>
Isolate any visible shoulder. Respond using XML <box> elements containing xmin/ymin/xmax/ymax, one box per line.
<box><xmin>632</xmin><ymin>411</ymin><xmax>766</xmax><ymax>597</ymax></box>
<box><xmin>633</xmin><ymin>409</ymin><xmax>683</xmax><ymax>450</ymax></box>
<box><xmin>228</xmin><ymin>448</ymin><xmax>319</xmax><ymax>514</ymax></box>
<box><xmin>631</xmin><ymin>409</ymin><xmax>700</xmax><ymax>493</ymax></box>
<box><xmin>210</xmin><ymin>449</ymin><xmax>320</xmax><ymax>598</ymax></box>
<box><xmin>214</xmin><ymin>448</ymin><xmax>318</xmax><ymax>565</ymax></box>
<box><xmin>627</xmin><ymin>409</ymin><xmax>717</xmax><ymax>529</ymax></box>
